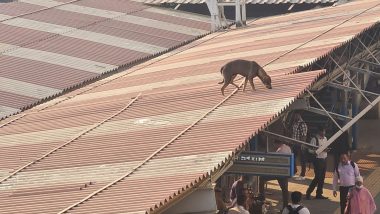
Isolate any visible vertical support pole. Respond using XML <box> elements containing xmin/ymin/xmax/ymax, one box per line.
<box><xmin>235</xmin><ymin>0</ymin><xmax>242</xmax><ymax>27</ymax></box>
<box><xmin>219</xmin><ymin>5</ymin><xmax>227</xmax><ymax>28</ymax></box>
<box><xmin>352</xmin><ymin>71</ymin><xmax>360</xmax><ymax>150</ymax></box>
<box><xmin>206</xmin><ymin>0</ymin><xmax>221</xmax><ymax>31</ymax></box>
<box><xmin>352</xmin><ymin>63</ymin><xmax>370</xmax><ymax>150</ymax></box>
<box><xmin>362</xmin><ymin>64</ymin><xmax>371</xmax><ymax>90</ymax></box>
<box><xmin>352</xmin><ymin>102</ymin><xmax>358</xmax><ymax>150</ymax></box>
<box><xmin>241</xmin><ymin>0</ymin><xmax>246</xmax><ymax>26</ymax></box>
<box><xmin>341</xmin><ymin>89</ymin><xmax>348</xmax><ymax>124</ymax></box>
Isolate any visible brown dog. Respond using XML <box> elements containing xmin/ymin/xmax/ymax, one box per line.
<box><xmin>218</xmin><ymin>59</ymin><xmax>272</xmax><ymax>96</ymax></box>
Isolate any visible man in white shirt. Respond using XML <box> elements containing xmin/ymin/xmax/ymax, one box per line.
<box><xmin>332</xmin><ymin>153</ymin><xmax>360</xmax><ymax>214</ymax></box>
<box><xmin>306</xmin><ymin>126</ymin><xmax>329</xmax><ymax>200</ymax></box>
<box><xmin>282</xmin><ymin>191</ymin><xmax>310</xmax><ymax>214</ymax></box>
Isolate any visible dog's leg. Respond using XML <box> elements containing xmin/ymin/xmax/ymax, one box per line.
<box><xmin>249</xmin><ymin>78</ymin><xmax>255</xmax><ymax>91</ymax></box>
<box><xmin>218</xmin><ymin>79</ymin><xmax>224</xmax><ymax>84</ymax></box>
<box><xmin>242</xmin><ymin>77</ymin><xmax>248</xmax><ymax>92</ymax></box>
<box><xmin>230</xmin><ymin>74</ymin><xmax>239</xmax><ymax>88</ymax></box>
<box><xmin>220</xmin><ymin>71</ymin><xmax>232</xmax><ymax>96</ymax></box>
<box><xmin>221</xmin><ymin>82</ymin><xmax>229</xmax><ymax>96</ymax></box>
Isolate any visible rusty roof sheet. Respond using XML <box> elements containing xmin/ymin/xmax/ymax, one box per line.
<box><xmin>0</xmin><ymin>0</ymin><xmax>211</xmax><ymax>119</ymax></box>
<box><xmin>0</xmin><ymin>0</ymin><xmax>380</xmax><ymax>213</ymax></box>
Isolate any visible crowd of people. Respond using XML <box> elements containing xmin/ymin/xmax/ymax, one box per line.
<box><xmin>222</xmin><ymin>112</ymin><xmax>377</xmax><ymax>214</ymax></box>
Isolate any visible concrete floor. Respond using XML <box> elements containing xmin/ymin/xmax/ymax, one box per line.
<box><xmin>265</xmin><ymin>151</ymin><xmax>380</xmax><ymax>214</ymax></box>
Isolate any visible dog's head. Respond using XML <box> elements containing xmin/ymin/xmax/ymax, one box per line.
<box><xmin>262</xmin><ymin>75</ymin><xmax>272</xmax><ymax>89</ymax></box>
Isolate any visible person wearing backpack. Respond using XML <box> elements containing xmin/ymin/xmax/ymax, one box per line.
<box><xmin>333</xmin><ymin>153</ymin><xmax>360</xmax><ymax>214</ymax></box>
<box><xmin>282</xmin><ymin>191</ymin><xmax>310</xmax><ymax>214</ymax></box>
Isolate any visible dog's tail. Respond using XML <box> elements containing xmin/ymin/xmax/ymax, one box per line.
<box><xmin>218</xmin><ymin>66</ymin><xmax>225</xmax><ymax>84</ymax></box>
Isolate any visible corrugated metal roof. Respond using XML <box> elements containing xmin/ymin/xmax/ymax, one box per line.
<box><xmin>0</xmin><ymin>0</ymin><xmax>379</xmax><ymax>213</ymax></box>
<box><xmin>141</xmin><ymin>0</ymin><xmax>337</xmax><ymax>5</ymax></box>
<box><xmin>0</xmin><ymin>0</ymin><xmax>211</xmax><ymax>119</ymax></box>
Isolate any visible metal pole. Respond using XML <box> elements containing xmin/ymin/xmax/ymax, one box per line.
<box><xmin>357</xmin><ymin>38</ymin><xmax>380</xmax><ymax>65</ymax></box>
<box><xmin>329</xmin><ymin>55</ymin><xmax>372</xmax><ymax>105</ymax></box>
<box><xmin>316</xmin><ymin>96</ymin><xmax>380</xmax><ymax>154</ymax></box>
<box><xmin>242</xmin><ymin>0</ymin><xmax>246</xmax><ymax>26</ymax></box>
<box><xmin>327</xmin><ymin>82</ymin><xmax>380</xmax><ymax>97</ymax></box>
<box><xmin>262</xmin><ymin>130</ymin><xmax>318</xmax><ymax>149</ymax></box>
<box><xmin>235</xmin><ymin>0</ymin><xmax>242</xmax><ymax>27</ymax></box>
<box><xmin>306</xmin><ymin>89</ymin><xmax>343</xmax><ymax>130</ymax></box>
<box><xmin>352</xmin><ymin>100</ymin><xmax>358</xmax><ymax>150</ymax></box>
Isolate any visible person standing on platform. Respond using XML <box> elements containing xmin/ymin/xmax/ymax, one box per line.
<box><xmin>291</xmin><ymin>113</ymin><xmax>308</xmax><ymax>180</ymax></box>
<box><xmin>306</xmin><ymin>126</ymin><xmax>329</xmax><ymax>200</ymax></box>
<box><xmin>333</xmin><ymin>153</ymin><xmax>360</xmax><ymax>214</ymax></box>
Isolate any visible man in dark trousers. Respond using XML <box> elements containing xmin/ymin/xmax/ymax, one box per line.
<box><xmin>332</xmin><ymin>153</ymin><xmax>360</xmax><ymax>214</ymax></box>
<box><xmin>291</xmin><ymin>113</ymin><xmax>308</xmax><ymax>180</ymax></box>
<box><xmin>306</xmin><ymin>126</ymin><xmax>329</xmax><ymax>200</ymax></box>
<box><xmin>259</xmin><ymin>140</ymin><xmax>291</xmax><ymax>209</ymax></box>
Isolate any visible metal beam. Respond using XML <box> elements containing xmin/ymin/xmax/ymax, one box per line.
<box><xmin>306</xmin><ymin>107</ymin><xmax>352</xmax><ymax>121</ymax></box>
<box><xmin>261</xmin><ymin>130</ymin><xmax>318</xmax><ymax>149</ymax></box>
<box><xmin>356</xmin><ymin>38</ymin><xmax>380</xmax><ymax>65</ymax></box>
<box><xmin>327</xmin><ymin>82</ymin><xmax>380</xmax><ymax>98</ymax></box>
<box><xmin>316</xmin><ymin>96</ymin><xmax>380</xmax><ymax>154</ymax></box>
<box><xmin>357</xmin><ymin>59</ymin><xmax>380</xmax><ymax>68</ymax></box>
<box><xmin>328</xmin><ymin>55</ymin><xmax>372</xmax><ymax>105</ymax></box>
<box><xmin>217</xmin><ymin>2</ymin><xmax>237</xmax><ymax>6</ymax></box>
<box><xmin>312</xmin><ymin>39</ymin><xmax>379</xmax><ymax>91</ymax></box>
<box><xmin>306</xmin><ymin>89</ymin><xmax>342</xmax><ymax>130</ymax></box>
<box><xmin>347</xmin><ymin>65</ymin><xmax>380</xmax><ymax>77</ymax></box>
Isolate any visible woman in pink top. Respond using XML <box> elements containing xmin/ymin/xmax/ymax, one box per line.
<box><xmin>345</xmin><ymin>176</ymin><xmax>377</xmax><ymax>214</ymax></box>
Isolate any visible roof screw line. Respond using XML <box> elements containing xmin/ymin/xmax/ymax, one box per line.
<box><xmin>0</xmin><ymin>93</ymin><xmax>141</xmax><ymax>185</ymax></box>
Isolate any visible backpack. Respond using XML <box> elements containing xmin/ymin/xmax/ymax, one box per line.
<box><xmin>335</xmin><ymin>161</ymin><xmax>356</xmax><ymax>179</ymax></box>
<box><xmin>286</xmin><ymin>205</ymin><xmax>304</xmax><ymax>214</ymax></box>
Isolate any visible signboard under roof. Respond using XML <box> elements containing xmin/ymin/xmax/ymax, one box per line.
<box><xmin>227</xmin><ymin>151</ymin><xmax>294</xmax><ymax>177</ymax></box>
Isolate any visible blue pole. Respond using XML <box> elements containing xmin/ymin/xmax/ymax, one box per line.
<box><xmin>290</xmin><ymin>153</ymin><xmax>295</xmax><ymax>177</ymax></box>
<box><xmin>352</xmin><ymin>103</ymin><xmax>358</xmax><ymax>150</ymax></box>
